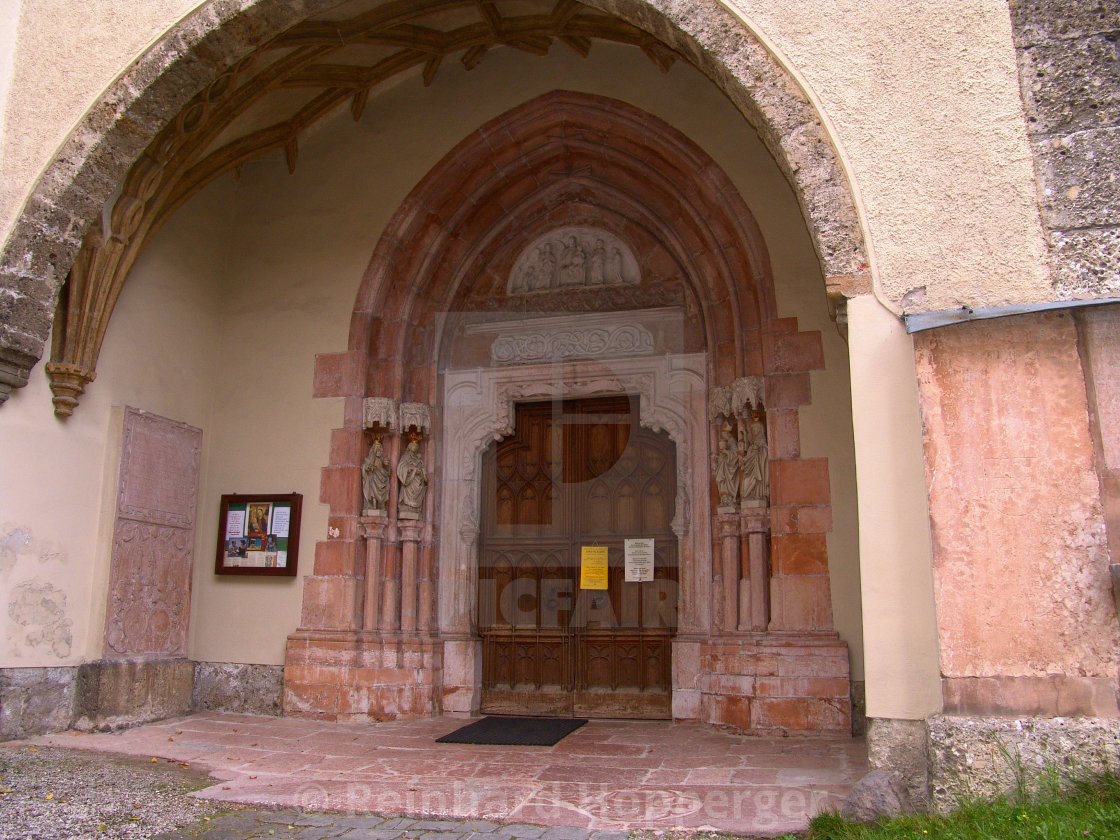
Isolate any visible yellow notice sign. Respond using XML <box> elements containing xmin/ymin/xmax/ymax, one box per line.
<box><xmin>580</xmin><ymin>546</ymin><xmax>609</xmax><ymax>590</ymax></box>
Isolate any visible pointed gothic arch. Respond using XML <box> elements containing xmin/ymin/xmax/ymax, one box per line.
<box><xmin>285</xmin><ymin>91</ymin><xmax>852</xmax><ymax>730</ymax></box>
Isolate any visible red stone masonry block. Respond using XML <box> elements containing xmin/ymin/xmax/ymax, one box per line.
<box><xmin>320</xmin><ymin>465</ymin><xmax>361</xmax><ymax>512</ymax></box>
<box><xmin>773</xmin><ymin>533</ymin><xmax>829</xmax><ymax>575</ymax></box>
<box><xmin>767</xmin><ymin>409</ymin><xmax>800</xmax><ymax>460</ymax></box>
<box><xmin>704</xmin><ymin>694</ymin><xmax>752</xmax><ymax>730</ymax></box>
<box><xmin>776</xmin><ymin>650</ymin><xmax>850</xmax><ymax>679</ymax></box>
<box><xmin>313</xmin><ymin>539</ymin><xmax>361</xmax><ymax>577</ymax></box>
<box><xmin>313</xmin><ymin>352</ymin><xmax>364</xmax><ymax>399</ymax></box>
<box><xmin>284</xmin><ymin>682</ymin><xmax>341</xmax><ymax>719</ymax></box>
<box><xmin>330</xmin><ymin>428</ymin><xmax>365</xmax><ymax>467</ymax></box>
<box><xmin>771</xmin><ymin>458</ymin><xmax>831</xmax><ymax>506</ymax></box>
<box><xmin>770</xmin><ymin>505</ymin><xmax>833</xmax><ymax>536</ymax></box>
<box><xmin>754</xmin><ymin>676</ymin><xmax>851</xmax><ymax>699</ymax></box>
<box><xmin>327</xmin><ymin>515</ymin><xmax>357</xmax><ymax>542</ymax></box>
<box><xmin>299</xmin><ymin>576</ymin><xmax>359</xmax><ymax>631</ymax></box>
<box><xmin>753</xmin><ymin>697</ymin><xmax>812</xmax><ymax>731</ymax></box>
<box><xmin>765</xmin><ymin>373</ymin><xmax>812</xmax><ymax>409</ymax></box>
<box><xmin>763</xmin><ymin>331</ymin><xmax>825</xmax><ymax>374</ymax></box>
<box><xmin>942</xmin><ymin>675</ymin><xmax>1120</xmax><ymax>717</ymax></box>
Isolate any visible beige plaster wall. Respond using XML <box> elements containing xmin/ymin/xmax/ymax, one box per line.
<box><xmin>847</xmin><ymin>295</ymin><xmax>942</xmax><ymax>720</ymax></box>
<box><xmin>167</xmin><ymin>40</ymin><xmax>864</xmax><ymax>674</ymax></box>
<box><xmin>0</xmin><ymin>0</ymin><xmax>201</xmax><ymax>247</ymax></box>
<box><xmin>726</xmin><ymin>0</ymin><xmax>1051</xmax><ymax>313</ymax></box>
<box><xmin>0</xmin><ymin>182</ymin><xmax>227</xmax><ymax>668</ymax></box>
<box><xmin>2</xmin><ymin>0</ymin><xmax>1051</xmax><ymax>316</ymax></box>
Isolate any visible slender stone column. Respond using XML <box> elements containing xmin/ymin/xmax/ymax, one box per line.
<box><xmin>379</xmin><ymin>537</ymin><xmax>401</xmax><ymax>632</ymax></box>
<box><xmin>417</xmin><ymin>541</ymin><xmax>435</xmax><ymax>633</ymax></box>
<box><xmin>718</xmin><ymin>513</ymin><xmax>741</xmax><ymax>633</ymax></box>
<box><xmin>741</xmin><ymin>506</ymin><xmax>770</xmax><ymax>631</ymax></box>
<box><xmin>400</xmin><ymin>523</ymin><xmax>421</xmax><ymax>633</ymax></box>
<box><xmin>360</xmin><ymin>518</ymin><xmax>387</xmax><ymax>631</ymax></box>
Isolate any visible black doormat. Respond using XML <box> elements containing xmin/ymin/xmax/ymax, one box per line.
<box><xmin>436</xmin><ymin>716</ymin><xmax>588</xmax><ymax>746</ymax></box>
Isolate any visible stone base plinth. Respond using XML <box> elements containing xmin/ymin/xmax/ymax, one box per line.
<box><xmin>194</xmin><ymin>662</ymin><xmax>284</xmax><ymax>716</ymax></box>
<box><xmin>74</xmin><ymin>658</ymin><xmax>194</xmax><ymax>731</ymax></box>
<box><xmin>284</xmin><ymin>631</ymin><xmax>442</xmax><ymax>721</ymax></box>
<box><xmin>699</xmin><ymin>633</ymin><xmax>851</xmax><ymax>734</ymax></box>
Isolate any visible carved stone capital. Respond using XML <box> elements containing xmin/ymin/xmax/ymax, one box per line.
<box><xmin>740</xmin><ymin>508</ymin><xmax>770</xmax><ymax>533</ymax></box>
<box><xmin>363</xmin><ymin>397</ymin><xmax>399</xmax><ymax>431</ymax></box>
<box><xmin>399</xmin><ymin>402</ymin><xmax>431</xmax><ymax>434</ymax></box>
<box><xmin>359</xmin><ymin>517</ymin><xmax>389</xmax><ymax>540</ymax></box>
<box><xmin>718</xmin><ymin>514</ymin><xmax>742</xmax><ymax>537</ymax></box>
<box><xmin>45</xmin><ymin>362</ymin><xmax>96</xmax><ymax>417</ymax></box>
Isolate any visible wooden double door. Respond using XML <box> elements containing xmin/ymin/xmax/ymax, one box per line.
<box><xmin>478</xmin><ymin>396</ymin><xmax>678</xmax><ymax>718</ymax></box>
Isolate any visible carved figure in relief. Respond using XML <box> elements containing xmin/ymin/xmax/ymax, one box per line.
<box><xmin>589</xmin><ymin>238</ymin><xmax>606</xmax><ymax>284</ymax></box>
<box><xmin>537</xmin><ymin>243</ymin><xmax>557</xmax><ymax>289</ymax></box>
<box><xmin>738</xmin><ymin>415</ymin><xmax>769</xmax><ymax>505</ymax></box>
<box><xmin>606</xmin><ymin>246</ymin><xmax>625</xmax><ymax>284</ymax></box>
<box><xmin>397</xmin><ymin>439</ymin><xmax>428</xmax><ymax>519</ymax></box>
<box><xmin>558</xmin><ymin>235</ymin><xmax>587</xmax><ymax>287</ymax></box>
<box><xmin>362</xmin><ymin>438</ymin><xmax>390</xmax><ymax>513</ymax></box>
<box><xmin>712</xmin><ymin>423</ymin><xmax>739</xmax><ymax>509</ymax></box>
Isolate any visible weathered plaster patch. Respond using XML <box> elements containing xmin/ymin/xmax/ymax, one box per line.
<box><xmin>6</xmin><ymin>579</ymin><xmax>73</xmax><ymax>659</ymax></box>
<box><xmin>0</xmin><ymin>522</ymin><xmax>67</xmax><ymax>571</ymax></box>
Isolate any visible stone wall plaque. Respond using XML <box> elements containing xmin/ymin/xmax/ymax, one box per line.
<box><xmin>104</xmin><ymin>408</ymin><xmax>202</xmax><ymax>659</ymax></box>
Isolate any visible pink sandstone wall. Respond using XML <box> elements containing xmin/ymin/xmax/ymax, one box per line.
<box><xmin>914</xmin><ymin>312</ymin><xmax>1119</xmax><ymax>717</ymax></box>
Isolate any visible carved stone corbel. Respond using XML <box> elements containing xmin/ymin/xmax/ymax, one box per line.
<box><xmin>363</xmin><ymin>397</ymin><xmax>399</xmax><ymax>431</ymax></box>
<box><xmin>399</xmin><ymin>402</ymin><xmax>431</xmax><ymax>435</ymax></box>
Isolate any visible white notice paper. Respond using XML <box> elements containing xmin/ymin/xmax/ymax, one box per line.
<box><xmin>624</xmin><ymin>538</ymin><xmax>655</xmax><ymax>582</ymax></box>
<box><xmin>226</xmin><ymin>509</ymin><xmax>246</xmax><ymax>539</ymax></box>
<box><xmin>271</xmin><ymin>506</ymin><xmax>291</xmax><ymax>537</ymax></box>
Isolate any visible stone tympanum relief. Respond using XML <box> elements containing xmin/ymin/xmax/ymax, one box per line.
<box><xmin>104</xmin><ymin>408</ymin><xmax>201</xmax><ymax>659</ymax></box>
<box><xmin>508</xmin><ymin>227</ymin><xmax>640</xmax><ymax>294</ymax></box>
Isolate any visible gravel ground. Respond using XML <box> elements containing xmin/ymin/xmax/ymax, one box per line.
<box><xmin>0</xmin><ymin>743</ymin><xmax>221</xmax><ymax>839</ymax></box>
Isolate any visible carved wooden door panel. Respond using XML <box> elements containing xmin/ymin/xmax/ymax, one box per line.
<box><xmin>479</xmin><ymin>396</ymin><xmax>678</xmax><ymax>718</ymax></box>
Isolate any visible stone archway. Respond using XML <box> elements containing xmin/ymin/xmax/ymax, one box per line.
<box><xmin>285</xmin><ymin>91</ymin><xmax>852</xmax><ymax>732</ymax></box>
<box><xmin>0</xmin><ymin>0</ymin><xmax>869</xmax><ymax>408</ymax></box>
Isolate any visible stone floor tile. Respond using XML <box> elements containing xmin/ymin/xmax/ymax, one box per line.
<box><xmin>587</xmin><ymin>831</ymin><xmax>629</xmax><ymax>840</ymax></box>
<box><xmin>496</xmin><ymin>824</ymin><xmax>546</xmax><ymax>838</ymax></box>
<box><xmin>457</xmin><ymin>821</ymin><xmax>500</xmax><ymax>832</ymax></box>
<box><xmin>539</xmin><ymin>826</ymin><xmax>592</xmax><ymax>840</ymax></box>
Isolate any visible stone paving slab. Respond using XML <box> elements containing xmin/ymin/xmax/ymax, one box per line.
<box><xmin>38</xmin><ymin>712</ymin><xmax>868</xmax><ymax>836</ymax></box>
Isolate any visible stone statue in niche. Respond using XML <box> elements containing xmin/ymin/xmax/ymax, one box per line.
<box><xmin>396</xmin><ymin>437</ymin><xmax>428</xmax><ymax>519</ymax></box>
<box><xmin>738</xmin><ymin>414</ymin><xmax>769</xmax><ymax>506</ymax></box>
<box><xmin>712</xmin><ymin>423</ymin><xmax>740</xmax><ymax>512</ymax></box>
<box><xmin>362</xmin><ymin>437</ymin><xmax>391</xmax><ymax>515</ymax></box>
<box><xmin>507</xmin><ymin>226</ymin><xmax>639</xmax><ymax>295</ymax></box>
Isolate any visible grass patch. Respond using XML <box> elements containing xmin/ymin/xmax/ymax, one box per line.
<box><xmin>793</xmin><ymin>774</ymin><xmax>1120</xmax><ymax>840</ymax></box>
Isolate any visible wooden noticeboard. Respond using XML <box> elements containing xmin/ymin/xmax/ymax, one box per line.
<box><xmin>215</xmin><ymin>493</ymin><xmax>302</xmax><ymax>576</ymax></box>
